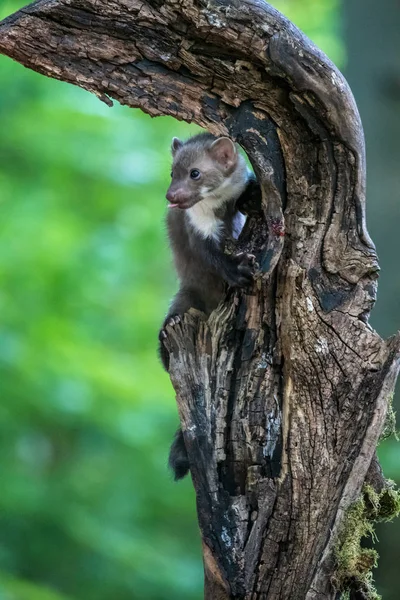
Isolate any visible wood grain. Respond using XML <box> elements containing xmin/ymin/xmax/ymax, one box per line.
<box><xmin>1</xmin><ymin>1</ymin><xmax>399</xmax><ymax>598</ymax></box>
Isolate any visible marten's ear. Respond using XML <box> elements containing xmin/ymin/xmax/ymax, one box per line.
<box><xmin>208</xmin><ymin>137</ymin><xmax>237</xmax><ymax>171</ymax></box>
<box><xmin>171</xmin><ymin>137</ymin><xmax>183</xmax><ymax>155</ymax></box>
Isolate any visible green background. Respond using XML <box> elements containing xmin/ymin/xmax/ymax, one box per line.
<box><xmin>0</xmin><ymin>0</ymin><xmax>398</xmax><ymax>598</ymax></box>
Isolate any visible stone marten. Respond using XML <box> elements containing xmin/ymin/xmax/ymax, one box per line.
<box><xmin>159</xmin><ymin>133</ymin><xmax>260</xmax><ymax>480</ymax></box>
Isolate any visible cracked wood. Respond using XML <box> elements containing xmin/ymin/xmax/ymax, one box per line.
<box><xmin>1</xmin><ymin>1</ymin><xmax>399</xmax><ymax>598</ymax></box>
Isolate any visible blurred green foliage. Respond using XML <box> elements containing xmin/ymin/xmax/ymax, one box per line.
<box><xmin>273</xmin><ymin>0</ymin><xmax>345</xmax><ymax>65</ymax></box>
<box><xmin>0</xmin><ymin>0</ymin><xmax>397</xmax><ymax>599</ymax></box>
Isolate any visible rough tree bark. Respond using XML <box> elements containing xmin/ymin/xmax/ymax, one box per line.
<box><xmin>1</xmin><ymin>1</ymin><xmax>399</xmax><ymax>599</ymax></box>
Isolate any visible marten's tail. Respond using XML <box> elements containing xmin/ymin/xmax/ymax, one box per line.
<box><xmin>168</xmin><ymin>428</ymin><xmax>189</xmax><ymax>480</ymax></box>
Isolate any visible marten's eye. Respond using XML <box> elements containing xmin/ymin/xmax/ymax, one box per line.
<box><xmin>190</xmin><ymin>169</ymin><xmax>201</xmax><ymax>180</ymax></box>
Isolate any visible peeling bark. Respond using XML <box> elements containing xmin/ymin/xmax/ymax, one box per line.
<box><xmin>1</xmin><ymin>1</ymin><xmax>399</xmax><ymax>598</ymax></box>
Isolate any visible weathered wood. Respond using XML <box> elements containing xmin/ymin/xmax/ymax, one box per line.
<box><xmin>1</xmin><ymin>1</ymin><xmax>399</xmax><ymax>598</ymax></box>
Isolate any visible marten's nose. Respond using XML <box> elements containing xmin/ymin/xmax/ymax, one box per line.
<box><xmin>166</xmin><ymin>189</ymin><xmax>176</xmax><ymax>202</ymax></box>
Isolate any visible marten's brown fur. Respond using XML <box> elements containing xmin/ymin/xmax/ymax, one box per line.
<box><xmin>159</xmin><ymin>133</ymin><xmax>260</xmax><ymax>480</ymax></box>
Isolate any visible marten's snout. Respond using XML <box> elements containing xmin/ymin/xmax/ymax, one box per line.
<box><xmin>166</xmin><ymin>189</ymin><xmax>178</xmax><ymax>202</ymax></box>
<box><xmin>166</xmin><ymin>188</ymin><xmax>182</xmax><ymax>207</ymax></box>
<box><xmin>166</xmin><ymin>185</ymin><xmax>194</xmax><ymax>209</ymax></box>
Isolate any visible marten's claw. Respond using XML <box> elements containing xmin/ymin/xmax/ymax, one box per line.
<box><xmin>159</xmin><ymin>315</ymin><xmax>181</xmax><ymax>342</ymax></box>
<box><xmin>167</xmin><ymin>315</ymin><xmax>181</xmax><ymax>327</ymax></box>
<box><xmin>158</xmin><ymin>315</ymin><xmax>183</xmax><ymax>371</ymax></box>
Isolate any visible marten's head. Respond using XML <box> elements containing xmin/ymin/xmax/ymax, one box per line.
<box><xmin>166</xmin><ymin>133</ymin><xmax>248</xmax><ymax>210</ymax></box>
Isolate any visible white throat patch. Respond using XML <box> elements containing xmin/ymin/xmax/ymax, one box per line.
<box><xmin>187</xmin><ymin>197</ymin><xmax>224</xmax><ymax>241</ymax></box>
<box><xmin>186</xmin><ymin>167</ymin><xmax>251</xmax><ymax>241</ymax></box>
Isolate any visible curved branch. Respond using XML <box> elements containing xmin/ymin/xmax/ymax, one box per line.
<box><xmin>1</xmin><ymin>1</ymin><xmax>399</xmax><ymax>598</ymax></box>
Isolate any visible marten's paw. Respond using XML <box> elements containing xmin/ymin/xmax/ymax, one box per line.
<box><xmin>159</xmin><ymin>315</ymin><xmax>181</xmax><ymax>341</ymax></box>
<box><xmin>158</xmin><ymin>316</ymin><xmax>182</xmax><ymax>371</ymax></box>
<box><xmin>227</xmin><ymin>252</ymin><xmax>257</xmax><ymax>287</ymax></box>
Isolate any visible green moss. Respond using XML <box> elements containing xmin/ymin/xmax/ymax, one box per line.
<box><xmin>333</xmin><ymin>483</ymin><xmax>400</xmax><ymax>599</ymax></box>
<box><xmin>380</xmin><ymin>393</ymin><xmax>398</xmax><ymax>442</ymax></box>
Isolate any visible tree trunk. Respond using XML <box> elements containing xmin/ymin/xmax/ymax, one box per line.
<box><xmin>1</xmin><ymin>1</ymin><xmax>399</xmax><ymax>598</ymax></box>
